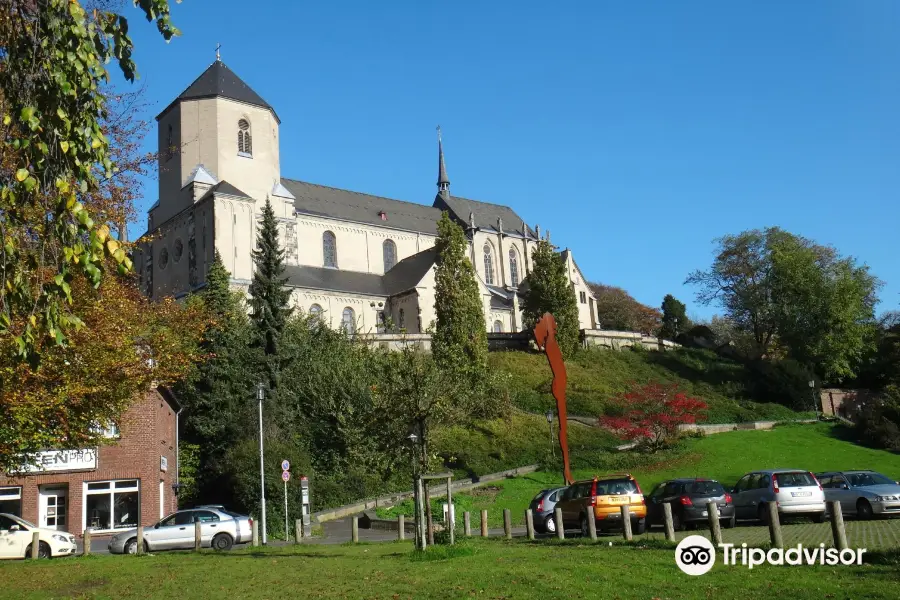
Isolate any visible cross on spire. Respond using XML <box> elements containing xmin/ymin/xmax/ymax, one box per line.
<box><xmin>216</xmin><ymin>42</ymin><xmax>221</xmax><ymax>61</ymax></box>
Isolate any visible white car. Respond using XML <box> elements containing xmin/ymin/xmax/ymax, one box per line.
<box><xmin>731</xmin><ymin>469</ymin><xmax>827</xmax><ymax>523</ymax></box>
<box><xmin>0</xmin><ymin>513</ymin><xmax>78</xmax><ymax>559</ymax></box>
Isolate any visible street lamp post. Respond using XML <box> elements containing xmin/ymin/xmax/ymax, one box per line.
<box><xmin>408</xmin><ymin>432</ymin><xmax>425</xmax><ymax>550</ymax></box>
<box><xmin>546</xmin><ymin>410</ymin><xmax>555</xmax><ymax>458</ymax></box>
<box><xmin>808</xmin><ymin>380</ymin><xmax>819</xmax><ymax>421</ymax></box>
<box><xmin>257</xmin><ymin>382</ymin><xmax>267</xmax><ymax>545</ymax></box>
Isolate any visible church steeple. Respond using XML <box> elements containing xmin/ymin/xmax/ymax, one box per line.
<box><xmin>437</xmin><ymin>126</ymin><xmax>450</xmax><ymax>199</ymax></box>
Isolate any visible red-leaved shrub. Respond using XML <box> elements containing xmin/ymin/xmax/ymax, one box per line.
<box><xmin>600</xmin><ymin>382</ymin><xmax>708</xmax><ymax>451</ymax></box>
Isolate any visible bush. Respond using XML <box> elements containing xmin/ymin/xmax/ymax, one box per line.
<box><xmin>749</xmin><ymin>358</ymin><xmax>816</xmax><ymax>411</ymax></box>
<box><xmin>855</xmin><ymin>386</ymin><xmax>900</xmax><ymax>451</ymax></box>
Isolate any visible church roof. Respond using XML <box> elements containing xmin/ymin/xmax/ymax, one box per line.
<box><xmin>433</xmin><ymin>195</ymin><xmax>535</xmax><ymax>238</ymax></box>
<box><xmin>157</xmin><ymin>60</ymin><xmax>280</xmax><ymax>122</ymax></box>
<box><xmin>382</xmin><ymin>247</ymin><xmax>438</xmax><ymax>295</ymax></box>
<box><xmin>282</xmin><ymin>178</ymin><xmax>443</xmax><ymax>235</ymax></box>
<box><xmin>196</xmin><ymin>180</ymin><xmax>250</xmax><ymax>202</ymax></box>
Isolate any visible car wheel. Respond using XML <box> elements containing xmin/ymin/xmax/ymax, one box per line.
<box><xmin>124</xmin><ymin>538</ymin><xmax>148</xmax><ymax>555</ymax></box>
<box><xmin>544</xmin><ymin>515</ymin><xmax>556</xmax><ymax>534</ymax></box>
<box><xmin>757</xmin><ymin>505</ymin><xmax>769</xmax><ymax>526</ymax></box>
<box><xmin>634</xmin><ymin>518</ymin><xmax>646</xmax><ymax>535</ymax></box>
<box><xmin>25</xmin><ymin>541</ymin><xmax>51</xmax><ymax>559</ymax></box>
<box><xmin>212</xmin><ymin>533</ymin><xmax>234</xmax><ymax>551</ymax></box>
<box><xmin>672</xmin><ymin>512</ymin><xmax>685</xmax><ymax>532</ymax></box>
<box><xmin>580</xmin><ymin>514</ymin><xmax>590</xmax><ymax>538</ymax></box>
<box><xmin>723</xmin><ymin>515</ymin><xmax>736</xmax><ymax>529</ymax></box>
<box><xmin>857</xmin><ymin>499</ymin><xmax>874</xmax><ymax>521</ymax></box>
<box><xmin>811</xmin><ymin>511</ymin><xmax>826</xmax><ymax>524</ymax></box>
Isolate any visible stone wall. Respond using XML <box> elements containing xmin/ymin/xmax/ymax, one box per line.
<box><xmin>819</xmin><ymin>388</ymin><xmax>879</xmax><ymax>419</ymax></box>
<box><xmin>582</xmin><ymin>329</ymin><xmax>679</xmax><ymax>351</ymax></box>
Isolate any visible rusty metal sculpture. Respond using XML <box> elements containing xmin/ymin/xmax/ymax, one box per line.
<box><xmin>533</xmin><ymin>312</ymin><xmax>573</xmax><ymax>485</ymax></box>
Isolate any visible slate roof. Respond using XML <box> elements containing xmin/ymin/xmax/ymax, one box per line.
<box><xmin>383</xmin><ymin>247</ymin><xmax>438</xmax><ymax>295</ymax></box>
<box><xmin>282</xmin><ymin>179</ymin><xmax>443</xmax><ymax>235</ymax></box>
<box><xmin>157</xmin><ymin>61</ymin><xmax>279</xmax><ymax>122</ymax></box>
<box><xmin>433</xmin><ymin>195</ymin><xmax>535</xmax><ymax>238</ymax></box>
<box><xmin>196</xmin><ymin>180</ymin><xmax>250</xmax><ymax>203</ymax></box>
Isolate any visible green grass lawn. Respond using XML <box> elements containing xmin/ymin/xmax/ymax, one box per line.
<box><xmin>386</xmin><ymin>422</ymin><xmax>900</xmax><ymax>528</ymax></box>
<box><xmin>2</xmin><ymin>539</ymin><xmax>899</xmax><ymax>600</ymax></box>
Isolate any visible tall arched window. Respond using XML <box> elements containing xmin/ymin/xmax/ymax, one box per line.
<box><xmin>323</xmin><ymin>231</ymin><xmax>337</xmax><ymax>268</ymax></box>
<box><xmin>383</xmin><ymin>239</ymin><xmax>397</xmax><ymax>272</ymax></box>
<box><xmin>483</xmin><ymin>243</ymin><xmax>495</xmax><ymax>285</ymax></box>
<box><xmin>509</xmin><ymin>248</ymin><xmax>519</xmax><ymax>287</ymax></box>
<box><xmin>238</xmin><ymin>119</ymin><xmax>252</xmax><ymax>156</ymax></box>
<box><xmin>398</xmin><ymin>308</ymin><xmax>406</xmax><ymax>329</ymax></box>
<box><xmin>493</xmin><ymin>320</ymin><xmax>503</xmax><ymax>333</ymax></box>
<box><xmin>309</xmin><ymin>304</ymin><xmax>322</xmax><ymax>320</ymax></box>
<box><xmin>341</xmin><ymin>307</ymin><xmax>355</xmax><ymax>335</ymax></box>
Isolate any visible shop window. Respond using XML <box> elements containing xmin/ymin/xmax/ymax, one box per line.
<box><xmin>0</xmin><ymin>486</ymin><xmax>22</xmax><ymax>517</ymax></box>
<box><xmin>85</xmin><ymin>479</ymin><xmax>139</xmax><ymax>531</ymax></box>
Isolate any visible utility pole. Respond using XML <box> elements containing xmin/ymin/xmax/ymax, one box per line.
<box><xmin>257</xmin><ymin>383</ymin><xmax>267</xmax><ymax>545</ymax></box>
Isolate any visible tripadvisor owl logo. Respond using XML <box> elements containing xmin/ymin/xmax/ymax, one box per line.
<box><xmin>675</xmin><ymin>535</ymin><xmax>716</xmax><ymax>576</ymax></box>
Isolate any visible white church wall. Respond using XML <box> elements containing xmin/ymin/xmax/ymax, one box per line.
<box><xmin>290</xmin><ymin>289</ymin><xmax>385</xmax><ymax>335</ymax></box>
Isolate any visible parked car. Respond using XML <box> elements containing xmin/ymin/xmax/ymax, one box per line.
<box><xmin>554</xmin><ymin>474</ymin><xmax>647</xmax><ymax>536</ymax></box>
<box><xmin>107</xmin><ymin>507</ymin><xmax>253</xmax><ymax>554</ymax></box>
<box><xmin>528</xmin><ymin>487</ymin><xmax>567</xmax><ymax>533</ymax></box>
<box><xmin>644</xmin><ymin>478</ymin><xmax>736</xmax><ymax>530</ymax></box>
<box><xmin>0</xmin><ymin>513</ymin><xmax>77</xmax><ymax>559</ymax></box>
<box><xmin>817</xmin><ymin>470</ymin><xmax>900</xmax><ymax>520</ymax></box>
<box><xmin>731</xmin><ymin>469</ymin><xmax>826</xmax><ymax>523</ymax></box>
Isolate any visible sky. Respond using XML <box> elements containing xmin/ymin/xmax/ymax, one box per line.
<box><xmin>119</xmin><ymin>1</ymin><xmax>900</xmax><ymax>319</ymax></box>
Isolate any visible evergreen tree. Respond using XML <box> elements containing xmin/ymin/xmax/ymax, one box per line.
<box><xmin>249</xmin><ymin>197</ymin><xmax>293</xmax><ymax>392</ymax></box>
<box><xmin>660</xmin><ymin>294</ymin><xmax>690</xmax><ymax>340</ymax></box>
<box><xmin>432</xmin><ymin>212</ymin><xmax>488</xmax><ymax>377</ymax></box>
<box><xmin>522</xmin><ymin>241</ymin><xmax>580</xmax><ymax>358</ymax></box>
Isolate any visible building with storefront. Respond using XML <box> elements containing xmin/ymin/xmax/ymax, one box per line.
<box><xmin>0</xmin><ymin>388</ymin><xmax>179</xmax><ymax>537</ymax></box>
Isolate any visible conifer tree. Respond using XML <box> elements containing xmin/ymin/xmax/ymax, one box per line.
<box><xmin>432</xmin><ymin>212</ymin><xmax>488</xmax><ymax>378</ymax></box>
<box><xmin>522</xmin><ymin>241</ymin><xmax>580</xmax><ymax>358</ymax></box>
<box><xmin>249</xmin><ymin>197</ymin><xmax>293</xmax><ymax>391</ymax></box>
<box><xmin>659</xmin><ymin>294</ymin><xmax>690</xmax><ymax>340</ymax></box>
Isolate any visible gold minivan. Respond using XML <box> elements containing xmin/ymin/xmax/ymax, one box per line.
<box><xmin>555</xmin><ymin>474</ymin><xmax>647</xmax><ymax>535</ymax></box>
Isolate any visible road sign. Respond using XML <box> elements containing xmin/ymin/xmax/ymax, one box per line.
<box><xmin>281</xmin><ymin>459</ymin><xmax>290</xmax><ymax>471</ymax></box>
<box><xmin>282</xmin><ymin>470</ymin><xmax>290</xmax><ymax>482</ymax></box>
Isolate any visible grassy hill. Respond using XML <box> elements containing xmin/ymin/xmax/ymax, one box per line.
<box><xmin>491</xmin><ymin>346</ymin><xmax>809</xmax><ymax>423</ymax></box>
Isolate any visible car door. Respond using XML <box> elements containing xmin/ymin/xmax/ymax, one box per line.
<box><xmin>645</xmin><ymin>483</ymin><xmax>667</xmax><ymax>524</ymax></box>
<box><xmin>152</xmin><ymin>511</ymin><xmax>195</xmax><ymax>550</ymax></box>
<box><xmin>0</xmin><ymin>516</ymin><xmax>24</xmax><ymax>558</ymax></box>
<box><xmin>733</xmin><ymin>475</ymin><xmax>755</xmax><ymax>519</ymax></box>
<box><xmin>193</xmin><ymin>510</ymin><xmax>222</xmax><ymax>545</ymax></box>
<box><xmin>661</xmin><ymin>482</ymin><xmax>683</xmax><ymax>519</ymax></box>
<box><xmin>832</xmin><ymin>476</ymin><xmax>855</xmax><ymax>513</ymax></box>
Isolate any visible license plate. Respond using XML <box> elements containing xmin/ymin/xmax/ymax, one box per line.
<box><xmin>791</xmin><ymin>491</ymin><xmax>812</xmax><ymax>497</ymax></box>
<box><xmin>701</xmin><ymin>509</ymin><xmax>720</xmax><ymax>517</ymax></box>
<box><xmin>607</xmin><ymin>497</ymin><xmax>625</xmax><ymax>502</ymax></box>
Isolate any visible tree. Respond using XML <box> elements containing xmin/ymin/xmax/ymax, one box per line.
<box><xmin>659</xmin><ymin>294</ymin><xmax>690</xmax><ymax>340</ymax></box>
<box><xmin>431</xmin><ymin>212</ymin><xmax>488</xmax><ymax>379</ymax></box>
<box><xmin>248</xmin><ymin>197</ymin><xmax>293</xmax><ymax>393</ymax></box>
<box><xmin>686</xmin><ymin>227</ymin><xmax>880</xmax><ymax>381</ymax></box>
<box><xmin>0</xmin><ymin>0</ymin><xmax>181</xmax><ymax>359</ymax></box>
<box><xmin>599</xmin><ymin>382</ymin><xmax>708</xmax><ymax>452</ymax></box>
<box><xmin>588</xmin><ymin>283</ymin><xmax>661</xmax><ymax>334</ymax></box>
<box><xmin>522</xmin><ymin>241</ymin><xmax>580</xmax><ymax>358</ymax></box>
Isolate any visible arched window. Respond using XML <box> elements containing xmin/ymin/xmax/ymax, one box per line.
<box><xmin>493</xmin><ymin>320</ymin><xmax>503</xmax><ymax>333</ymax></box>
<box><xmin>509</xmin><ymin>248</ymin><xmax>519</xmax><ymax>287</ymax></box>
<box><xmin>238</xmin><ymin>119</ymin><xmax>252</xmax><ymax>156</ymax></box>
<box><xmin>341</xmin><ymin>307</ymin><xmax>355</xmax><ymax>335</ymax></box>
<box><xmin>483</xmin><ymin>243</ymin><xmax>495</xmax><ymax>285</ymax></box>
<box><xmin>383</xmin><ymin>239</ymin><xmax>397</xmax><ymax>272</ymax></box>
<box><xmin>309</xmin><ymin>304</ymin><xmax>323</xmax><ymax>320</ymax></box>
<box><xmin>323</xmin><ymin>231</ymin><xmax>337</xmax><ymax>268</ymax></box>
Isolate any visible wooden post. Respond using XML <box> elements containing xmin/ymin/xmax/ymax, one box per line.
<box><xmin>424</xmin><ymin>483</ymin><xmax>434</xmax><ymax>546</ymax></box>
<box><xmin>446</xmin><ymin>477</ymin><xmax>455</xmax><ymax>546</ymax></box>
<box><xmin>135</xmin><ymin>525</ymin><xmax>144</xmax><ymax>555</ymax></box>
<box><xmin>194</xmin><ymin>520</ymin><xmax>202</xmax><ymax>551</ymax></box>
<box><xmin>620</xmin><ymin>506</ymin><xmax>632</xmax><ymax>541</ymax></box>
<box><xmin>767</xmin><ymin>501</ymin><xmax>783</xmax><ymax>549</ymax></box>
<box><xmin>398</xmin><ymin>515</ymin><xmax>405</xmax><ymax>541</ymax></box>
<box><xmin>503</xmin><ymin>509</ymin><xmax>512</xmax><ymax>539</ymax></box>
<box><xmin>587</xmin><ymin>512</ymin><xmax>597</xmax><ymax>541</ymax></box>
<box><xmin>525</xmin><ymin>509</ymin><xmax>535</xmax><ymax>541</ymax></box>
<box><xmin>706</xmin><ymin>502</ymin><xmax>722</xmax><ymax>547</ymax></box>
<box><xmin>554</xmin><ymin>508</ymin><xmax>565</xmax><ymax>540</ymax></box>
<box><xmin>352</xmin><ymin>516</ymin><xmax>359</xmax><ymax>543</ymax></box>
<box><xmin>480</xmin><ymin>510</ymin><xmax>489</xmax><ymax>537</ymax></box>
<box><xmin>30</xmin><ymin>531</ymin><xmax>40</xmax><ymax>558</ymax></box>
<box><xmin>82</xmin><ymin>530</ymin><xmax>91</xmax><ymax>556</ymax></box>
<box><xmin>829</xmin><ymin>500</ymin><xmax>848</xmax><ymax>551</ymax></box>
<box><xmin>252</xmin><ymin>519</ymin><xmax>259</xmax><ymax>546</ymax></box>
<box><xmin>295</xmin><ymin>519</ymin><xmax>303</xmax><ymax>544</ymax></box>
<box><xmin>464</xmin><ymin>511</ymin><xmax>472</xmax><ymax>537</ymax></box>
<box><xmin>662</xmin><ymin>503</ymin><xmax>675</xmax><ymax>542</ymax></box>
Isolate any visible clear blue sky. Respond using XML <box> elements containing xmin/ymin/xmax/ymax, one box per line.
<box><xmin>121</xmin><ymin>1</ymin><xmax>900</xmax><ymax>319</ymax></box>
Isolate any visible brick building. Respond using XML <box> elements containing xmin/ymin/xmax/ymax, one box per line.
<box><xmin>0</xmin><ymin>388</ymin><xmax>180</xmax><ymax>537</ymax></box>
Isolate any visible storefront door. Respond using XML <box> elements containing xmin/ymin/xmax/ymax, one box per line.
<box><xmin>38</xmin><ymin>485</ymin><xmax>68</xmax><ymax>531</ymax></box>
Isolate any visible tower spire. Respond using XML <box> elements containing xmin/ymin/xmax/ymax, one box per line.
<box><xmin>437</xmin><ymin>126</ymin><xmax>450</xmax><ymax>199</ymax></box>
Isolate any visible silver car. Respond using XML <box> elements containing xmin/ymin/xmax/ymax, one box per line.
<box><xmin>528</xmin><ymin>487</ymin><xmax>566</xmax><ymax>534</ymax></box>
<box><xmin>731</xmin><ymin>469</ymin><xmax>826</xmax><ymax>523</ymax></box>
<box><xmin>817</xmin><ymin>471</ymin><xmax>900</xmax><ymax>520</ymax></box>
<box><xmin>108</xmin><ymin>507</ymin><xmax>253</xmax><ymax>554</ymax></box>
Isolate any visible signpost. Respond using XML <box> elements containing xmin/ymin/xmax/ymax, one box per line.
<box><xmin>282</xmin><ymin>461</ymin><xmax>290</xmax><ymax>541</ymax></box>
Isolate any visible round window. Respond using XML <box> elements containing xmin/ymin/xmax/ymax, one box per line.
<box><xmin>159</xmin><ymin>247</ymin><xmax>169</xmax><ymax>270</ymax></box>
<box><xmin>173</xmin><ymin>238</ymin><xmax>183</xmax><ymax>263</ymax></box>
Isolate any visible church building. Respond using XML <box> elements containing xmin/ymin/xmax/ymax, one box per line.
<box><xmin>136</xmin><ymin>58</ymin><xmax>598</xmax><ymax>336</ymax></box>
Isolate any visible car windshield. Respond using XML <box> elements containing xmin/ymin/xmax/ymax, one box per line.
<box><xmin>776</xmin><ymin>472</ymin><xmax>817</xmax><ymax>487</ymax></box>
<box><xmin>10</xmin><ymin>515</ymin><xmax>36</xmax><ymax>529</ymax></box>
<box><xmin>596</xmin><ymin>479</ymin><xmax>638</xmax><ymax>495</ymax></box>
<box><xmin>684</xmin><ymin>481</ymin><xmax>725</xmax><ymax>496</ymax></box>
<box><xmin>848</xmin><ymin>473</ymin><xmax>896</xmax><ymax>487</ymax></box>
